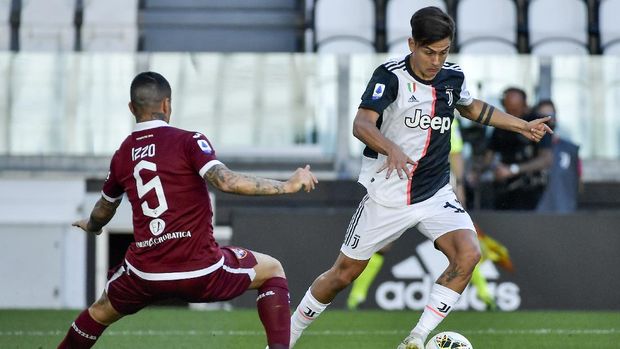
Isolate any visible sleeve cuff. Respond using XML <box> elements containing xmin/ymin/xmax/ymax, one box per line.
<box><xmin>457</xmin><ymin>97</ymin><xmax>474</xmax><ymax>106</ymax></box>
<box><xmin>199</xmin><ymin>160</ymin><xmax>224</xmax><ymax>178</ymax></box>
<box><xmin>101</xmin><ymin>191</ymin><xmax>123</xmax><ymax>203</ymax></box>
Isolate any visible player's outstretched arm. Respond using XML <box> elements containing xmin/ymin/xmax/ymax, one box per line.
<box><xmin>456</xmin><ymin>99</ymin><xmax>553</xmax><ymax>142</ymax></box>
<box><xmin>73</xmin><ymin>197</ymin><xmax>121</xmax><ymax>235</ymax></box>
<box><xmin>204</xmin><ymin>163</ymin><xmax>318</xmax><ymax>195</ymax></box>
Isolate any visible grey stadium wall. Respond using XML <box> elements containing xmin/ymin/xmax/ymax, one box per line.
<box><xmin>230</xmin><ymin>209</ymin><xmax>620</xmax><ymax>310</ymax></box>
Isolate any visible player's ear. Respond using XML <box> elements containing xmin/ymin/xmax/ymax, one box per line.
<box><xmin>128</xmin><ymin>101</ymin><xmax>136</xmax><ymax>116</ymax></box>
<box><xmin>163</xmin><ymin>97</ymin><xmax>171</xmax><ymax>114</ymax></box>
<box><xmin>163</xmin><ymin>98</ymin><xmax>172</xmax><ymax>122</ymax></box>
<box><xmin>408</xmin><ymin>37</ymin><xmax>416</xmax><ymax>53</ymax></box>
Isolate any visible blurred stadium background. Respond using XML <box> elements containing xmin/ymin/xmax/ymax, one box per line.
<box><xmin>0</xmin><ymin>0</ymin><xmax>619</xmax><ymax>348</ymax></box>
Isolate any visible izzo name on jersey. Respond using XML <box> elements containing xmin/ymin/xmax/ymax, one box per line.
<box><xmin>404</xmin><ymin>109</ymin><xmax>451</xmax><ymax>134</ymax></box>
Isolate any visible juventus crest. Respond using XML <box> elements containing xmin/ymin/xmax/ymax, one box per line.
<box><xmin>445</xmin><ymin>88</ymin><xmax>454</xmax><ymax>106</ymax></box>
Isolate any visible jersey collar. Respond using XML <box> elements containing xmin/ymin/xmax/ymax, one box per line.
<box><xmin>133</xmin><ymin>120</ymin><xmax>170</xmax><ymax>132</ymax></box>
<box><xmin>405</xmin><ymin>54</ymin><xmax>436</xmax><ymax>85</ymax></box>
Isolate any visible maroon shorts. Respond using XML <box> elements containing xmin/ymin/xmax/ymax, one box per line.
<box><xmin>105</xmin><ymin>246</ymin><xmax>258</xmax><ymax>315</ymax></box>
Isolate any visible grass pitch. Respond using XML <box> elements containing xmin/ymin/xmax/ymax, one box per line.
<box><xmin>0</xmin><ymin>309</ymin><xmax>618</xmax><ymax>348</ymax></box>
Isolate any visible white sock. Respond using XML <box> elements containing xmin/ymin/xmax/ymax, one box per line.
<box><xmin>411</xmin><ymin>283</ymin><xmax>461</xmax><ymax>342</ymax></box>
<box><xmin>290</xmin><ymin>288</ymin><xmax>330</xmax><ymax>347</ymax></box>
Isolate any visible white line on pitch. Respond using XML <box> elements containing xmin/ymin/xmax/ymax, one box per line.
<box><xmin>0</xmin><ymin>328</ymin><xmax>618</xmax><ymax>337</ymax></box>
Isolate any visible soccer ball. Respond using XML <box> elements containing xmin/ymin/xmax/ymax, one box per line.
<box><xmin>425</xmin><ymin>331</ymin><xmax>473</xmax><ymax>349</ymax></box>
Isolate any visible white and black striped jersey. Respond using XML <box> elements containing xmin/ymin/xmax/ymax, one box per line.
<box><xmin>357</xmin><ymin>55</ymin><xmax>473</xmax><ymax>207</ymax></box>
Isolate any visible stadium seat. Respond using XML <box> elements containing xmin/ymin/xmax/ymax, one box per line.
<box><xmin>457</xmin><ymin>0</ymin><xmax>517</xmax><ymax>54</ymax></box>
<box><xmin>19</xmin><ymin>0</ymin><xmax>75</xmax><ymax>51</ymax></box>
<box><xmin>81</xmin><ymin>0</ymin><xmax>138</xmax><ymax>51</ymax></box>
<box><xmin>458</xmin><ymin>41</ymin><xmax>518</xmax><ymax>55</ymax></box>
<box><xmin>314</xmin><ymin>0</ymin><xmax>375</xmax><ymax>53</ymax></box>
<box><xmin>528</xmin><ymin>0</ymin><xmax>589</xmax><ymax>55</ymax></box>
<box><xmin>599</xmin><ymin>0</ymin><xmax>620</xmax><ymax>54</ymax></box>
<box><xmin>386</xmin><ymin>0</ymin><xmax>447</xmax><ymax>54</ymax></box>
<box><xmin>0</xmin><ymin>0</ymin><xmax>11</xmax><ymax>50</ymax></box>
<box><xmin>141</xmin><ymin>0</ymin><xmax>300</xmax><ymax>52</ymax></box>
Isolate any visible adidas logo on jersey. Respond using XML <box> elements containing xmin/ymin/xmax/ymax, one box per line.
<box><xmin>408</xmin><ymin>95</ymin><xmax>418</xmax><ymax>103</ymax></box>
<box><xmin>405</xmin><ymin>109</ymin><xmax>451</xmax><ymax>134</ymax></box>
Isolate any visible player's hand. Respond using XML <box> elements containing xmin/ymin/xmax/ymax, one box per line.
<box><xmin>522</xmin><ymin>116</ymin><xmax>553</xmax><ymax>142</ymax></box>
<box><xmin>72</xmin><ymin>219</ymin><xmax>102</xmax><ymax>235</ymax></box>
<box><xmin>285</xmin><ymin>165</ymin><xmax>318</xmax><ymax>193</ymax></box>
<box><xmin>377</xmin><ymin>145</ymin><xmax>416</xmax><ymax>180</ymax></box>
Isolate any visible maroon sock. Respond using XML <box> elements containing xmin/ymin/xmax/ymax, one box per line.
<box><xmin>58</xmin><ymin>309</ymin><xmax>107</xmax><ymax>349</ymax></box>
<box><xmin>257</xmin><ymin>277</ymin><xmax>290</xmax><ymax>349</ymax></box>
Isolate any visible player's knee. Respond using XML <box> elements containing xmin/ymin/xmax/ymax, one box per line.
<box><xmin>456</xmin><ymin>246</ymin><xmax>481</xmax><ymax>272</ymax></box>
<box><xmin>88</xmin><ymin>293</ymin><xmax>123</xmax><ymax>326</ymax></box>
<box><xmin>263</xmin><ymin>256</ymin><xmax>286</xmax><ymax>279</ymax></box>
<box><xmin>88</xmin><ymin>304</ymin><xmax>116</xmax><ymax>326</ymax></box>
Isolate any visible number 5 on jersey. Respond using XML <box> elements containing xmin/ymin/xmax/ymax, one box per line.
<box><xmin>133</xmin><ymin>160</ymin><xmax>169</xmax><ymax>218</ymax></box>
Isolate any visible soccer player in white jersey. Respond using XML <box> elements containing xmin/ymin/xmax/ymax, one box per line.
<box><xmin>289</xmin><ymin>7</ymin><xmax>552</xmax><ymax>349</ymax></box>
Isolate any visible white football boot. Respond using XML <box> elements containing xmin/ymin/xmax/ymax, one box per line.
<box><xmin>397</xmin><ymin>334</ymin><xmax>425</xmax><ymax>349</ymax></box>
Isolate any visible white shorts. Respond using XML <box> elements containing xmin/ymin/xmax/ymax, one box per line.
<box><xmin>341</xmin><ymin>184</ymin><xmax>476</xmax><ymax>260</ymax></box>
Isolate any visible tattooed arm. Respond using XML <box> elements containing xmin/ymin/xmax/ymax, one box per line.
<box><xmin>456</xmin><ymin>99</ymin><xmax>552</xmax><ymax>142</ymax></box>
<box><xmin>204</xmin><ymin>163</ymin><xmax>318</xmax><ymax>195</ymax></box>
<box><xmin>72</xmin><ymin>197</ymin><xmax>122</xmax><ymax>235</ymax></box>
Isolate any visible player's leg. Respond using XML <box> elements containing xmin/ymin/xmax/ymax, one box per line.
<box><xmin>57</xmin><ymin>291</ymin><xmax>123</xmax><ymax>349</ymax></box>
<box><xmin>291</xmin><ymin>195</ymin><xmax>412</xmax><ymax>347</ymax></box>
<box><xmin>290</xmin><ymin>253</ymin><xmax>368</xmax><ymax>347</ymax></box>
<box><xmin>347</xmin><ymin>243</ymin><xmax>392</xmax><ymax>310</ymax></box>
<box><xmin>399</xmin><ymin>187</ymin><xmax>479</xmax><ymax>349</ymax></box>
<box><xmin>249</xmin><ymin>251</ymin><xmax>291</xmax><ymax>349</ymax></box>
<box><xmin>399</xmin><ymin>228</ymin><xmax>479</xmax><ymax>349</ymax></box>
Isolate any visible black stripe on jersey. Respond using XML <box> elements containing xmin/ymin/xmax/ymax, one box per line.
<box><xmin>385</xmin><ymin>61</ymin><xmax>406</xmax><ymax>71</ymax></box>
<box><xmin>344</xmin><ymin>195</ymin><xmax>368</xmax><ymax>246</ymax></box>
<box><xmin>442</xmin><ymin>62</ymin><xmax>463</xmax><ymax>72</ymax></box>
<box><xmin>387</xmin><ymin>64</ymin><xmax>405</xmax><ymax>72</ymax></box>
<box><xmin>362</xmin><ymin>113</ymin><xmax>383</xmax><ymax>159</ymax></box>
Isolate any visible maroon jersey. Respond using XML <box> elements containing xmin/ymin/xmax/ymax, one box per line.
<box><xmin>102</xmin><ymin>120</ymin><xmax>224</xmax><ymax>278</ymax></box>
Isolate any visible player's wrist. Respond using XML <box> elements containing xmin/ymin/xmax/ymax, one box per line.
<box><xmin>282</xmin><ymin>180</ymin><xmax>294</xmax><ymax>194</ymax></box>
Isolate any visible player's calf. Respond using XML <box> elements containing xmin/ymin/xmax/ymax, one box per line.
<box><xmin>58</xmin><ymin>292</ymin><xmax>122</xmax><ymax>349</ymax></box>
<box><xmin>257</xmin><ymin>276</ymin><xmax>290</xmax><ymax>348</ymax></box>
<box><xmin>57</xmin><ymin>309</ymin><xmax>108</xmax><ymax>349</ymax></box>
<box><xmin>251</xmin><ymin>252</ymin><xmax>291</xmax><ymax>348</ymax></box>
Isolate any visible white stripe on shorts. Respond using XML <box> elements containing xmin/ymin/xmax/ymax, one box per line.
<box><xmin>124</xmin><ymin>257</ymin><xmax>224</xmax><ymax>281</ymax></box>
<box><xmin>223</xmin><ymin>265</ymin><xmax>256</xmax><ymax>281</ymax></box>
<box><xmin>105</xmin><ymin>266</ymin><xmax>125</xmax><ymax>292</ymax></box>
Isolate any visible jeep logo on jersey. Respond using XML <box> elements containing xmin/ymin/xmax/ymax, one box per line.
<box><xmin>405</xmin><ymin>109</ymin><xmax>451</xmax><ymax>134</ymax></box>
<box><xmin>374</xmin><ymin>240</ymin><xmax>521</xmax><ymax>311</ymax></box>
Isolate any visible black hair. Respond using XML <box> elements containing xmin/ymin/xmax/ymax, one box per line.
<box><xmin>535</xmin><ymin>99</ymin><xmax>555</xmax><ymax>113</ymax></box>
<box><xmin>130</xmin><ymin>71</ymin><xmax>172</xmax><ymax>117</ymax></box>
<box><xmin>410</xmin><ymin>6</ymin><xmax>455</xmax><ymax>47</ymax></box>
<box><xmin>501</xmin><ymin>87</ymin><xmax>527</xmax><ymax>105</ymax></box>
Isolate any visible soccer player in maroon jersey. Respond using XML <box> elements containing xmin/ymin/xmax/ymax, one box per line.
<box><xmin>58</xmin><ymin>72</ymin><xmax>318</xmax><ymax>349</ymax></box>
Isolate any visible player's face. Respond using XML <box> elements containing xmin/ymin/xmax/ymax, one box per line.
<box><xmin>408</xmin><ymin>37</ymin><xmax>451</xmax><ymax>81</ymax></box>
